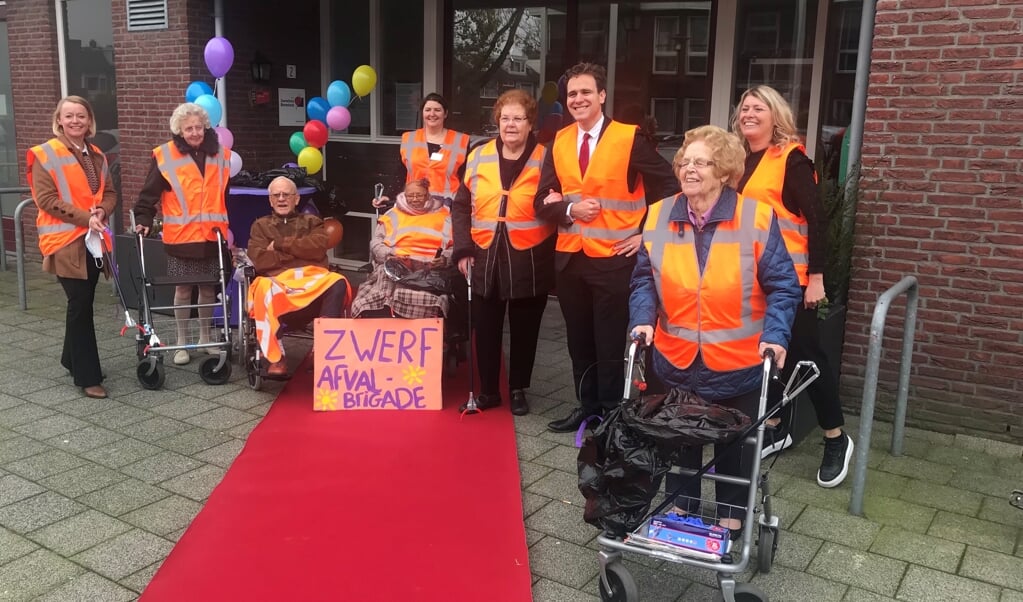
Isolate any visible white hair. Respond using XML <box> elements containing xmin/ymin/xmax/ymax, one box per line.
<box><xmin>169</xmin><ymin>102</ymin><xmax>211</xmax><ymax>135</ymax></box>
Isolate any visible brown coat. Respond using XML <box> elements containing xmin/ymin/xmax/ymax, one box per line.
<box><xmin>30</xmin><ymin>135</ymin><xmax>118</xmax><ymax>279</ymax></box>
<box><xmin>247</xmin><ymin>211</ymin><xmax>330</xmax><ymax>276</ymax></box>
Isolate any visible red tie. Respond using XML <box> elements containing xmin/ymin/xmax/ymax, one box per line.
<box><xmin>579</xmin><ymin>132</ymin><xmax>591</xmax><ymax>176</ymax></box>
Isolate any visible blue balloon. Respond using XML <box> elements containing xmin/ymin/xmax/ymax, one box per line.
<box><xmin>185</xmin><ymin>81</ymin><xmax>213</xmax><ymax>103</ymax></box>
<box><xmin>327</xmin><ymin>80</ymin><xmax>352</xmax><ymax>108</ymax></box>
<box><xmin>550</xmin><ymin>101</ymin><xmax>563</xmax><ymax>115</ymax></box>
<box><xmin>194</xmin><ymin>93</ymin><xmax>222</xmax><ymax>126</ymax></box>
<box><xmin>307</xmin><ymin>96</ymin><xmax>330</xmax><ymax>123</ymax></box>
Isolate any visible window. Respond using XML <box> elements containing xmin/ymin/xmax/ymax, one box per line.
<box><xmin>653</xmin><ymin>16</ymin><xmax>679</xmax><ymax>74</ymax></box>
<box><xmin>686</xmin><ymin>14</ymin><xmax>709</xmax><ymax>75</ymax></box>
<box><xmin>744</xmin><ymin>12</ymin><xmax>780</xmax><ymax>54</ymax></box>
<box><xmin>684</xmin><ymin>98</ymin><xmax>707</xmax><ymax>131</ymax></box>
<box><xmin>650</xmin><ymin>98</ymin><xmax>676</xmax><ymax>135</ymax></box>
<box><xmin>508</xmin><ymin>58</ymin><xmax>526</xmax><ymax>73</ymax></box>
<box><xmin>481</xmin><ymin>81</ymin><xmax>499</xmax><ymax>99</ymax></box>
<box><xmin>837</xmin><ymin>3</ymin><xmax>861</xmax><ymax>73</ymax></box>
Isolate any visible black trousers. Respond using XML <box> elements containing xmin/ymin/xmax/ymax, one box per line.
<box><xmin>59</xmin><ymin>257</ymin><xmax>103</xmax><ymax>387</ymax></box>
<box><xmin>783</xmin><ymin>302</ymin><xmax>844</xmax><ymax>431</ymax></box>
<box><xmin>474</xmin><ymin>293</ymin><xmax>548</xmax><ymax>395</ymax></box>
<box><xmin>280</xmin><ymin>279</ymin><xmax>349</xmax><ymax>328</ymax></box>
<box><xmin>669</xmin><ymin>387</ymin><xmax>760</xmax><ymax>520</ymax></box>
<box><xmin>556</xmin><ymin>255</ymin><xmax>632</xmax><ymax>412</ymax></box>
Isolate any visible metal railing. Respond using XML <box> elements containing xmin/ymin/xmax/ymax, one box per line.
<box><xmin>0</xmin><ymin>186</ymin><xmax>32</xmax><ymax>272</ymax></box>
<box><xmin>849</xmin><ymin>275</ymin><xmax>920</xmax><ymax>516</ymax></box>
<box><xmin>13</xmin><ymin>198</ymin><xmax>35</xmax><ymax>310</ymax></box>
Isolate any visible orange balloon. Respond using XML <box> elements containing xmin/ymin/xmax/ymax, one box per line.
<box><xmin>323</xmin><ymin>218</ymin><xmax>343</xmax><ymax>248</ymax></box>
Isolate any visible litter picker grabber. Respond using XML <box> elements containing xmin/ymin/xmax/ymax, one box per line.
<box><xmin>459</xmin><ymin>263</ymin><xmax>479</xmax><ymax>418</ymax></box>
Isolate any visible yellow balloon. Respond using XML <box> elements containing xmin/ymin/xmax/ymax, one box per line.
<box><xmin>297</xmin><ymin>146</ymin><xmax>323</xmax><ymax>175</ymax></box>
<box><xmin>352</xmin><ymin>65</ymin><xmax>378</xmax><ymax>97</ymax></box>
<box><xmin>541</xmin><ymin>81</ymin><xmax>558</xmax><ymax>104</ymax></box>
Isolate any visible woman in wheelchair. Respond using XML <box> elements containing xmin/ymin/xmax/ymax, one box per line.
<box><xmin>351</xmin><ymin>178</ymin><xmax>456</xmax><ymax>320</ymax></box>
<box><xmin>247</xmin><ymin>176</ymin><xmax>350</xmax><ymax>377</ymax></box>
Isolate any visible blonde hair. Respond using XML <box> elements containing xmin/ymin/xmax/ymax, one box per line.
<box><xmin>51</xmin><ymin>96</ymin><xmax>97</xmax><ymax>137</ymax></box>
<box><xmin>730</xmin><ymin>85</ymin><xmax>801</xmax><ymax>151</ymax></box>
<box><xmin>169</xmin><ymin>102</ymin><xmax>211</xmax><ymax>135</ymax></box>
<box><xmin>674</xmin><ymin>125</ymin><xmax>746</xmax><ymax>188</ymax></box>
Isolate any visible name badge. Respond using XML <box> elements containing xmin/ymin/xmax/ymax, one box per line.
<box><xmin>430</xmin><ymin>151</ymin><xmax>444</xmax><ymax>161</ymax></box>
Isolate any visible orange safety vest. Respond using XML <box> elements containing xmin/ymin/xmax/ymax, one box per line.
<box><xmin>26</xmin><ymin>139</ymin><xmax>112</xmax><ymax>256</ymax></box>
<box><xmin>740</xmin><ymin>142</ymin><xmax>811</xmax><ymax>285</ymax></box>
<box><xmin>399</xmin><ymin>129</ymin><xmax>469</xmax><ymax>200</ymax></box>
<box><xmin>552</xmin><ymin>120</ymin><xmax>646</xmax><ymax>256</ymax></box>
<box><xmin>463</xmin><ymin>140</ymin><xmax>554</xmax><ymax>250</ymax></box>
<box><xmin>642</xmin><ymin>193</ymin><xmax>774</xmax><ymax>372</ymax></box>
<box><xmin>379</xmin><ymin>207</ymin><xmax>452</xmax><ymax>259</ymax></box>
<box><xmin>153</xmin><ymin>142</ymin><xmax>230</xmax><ymax>246</ymax></box>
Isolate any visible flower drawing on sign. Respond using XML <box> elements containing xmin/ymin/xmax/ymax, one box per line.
<box><xmin>315</xmin><ymin>386</ymin><xmax>338</xmax><ymax>411</ymax></box>
<box><xmin>402</xmin><ymin>364</ymin><xmax>426</xmax><ymax>386</ymax></box>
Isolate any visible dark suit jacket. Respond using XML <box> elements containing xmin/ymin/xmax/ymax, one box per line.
<box><xmin>532</xmin><ymin>116</ymin><xmax>678</xmax><ymax>272</ymax></box>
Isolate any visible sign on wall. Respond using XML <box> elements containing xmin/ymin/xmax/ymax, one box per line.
<box><xmin>313</xmin><ymin>318</ymin><xmax>443</xmax><ymax>411</ymax></box>
<box><xmin>279</xmin><ymin>87</ymin><xmax>306</xmax><ymax>127</ymax></box>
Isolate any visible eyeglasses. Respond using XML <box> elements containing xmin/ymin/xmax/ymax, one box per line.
<box><xmin>499</xmin><ymin>116</ymin><xmax>528</xmax><ymax>125</ymax></box>
<box><xmin>677</xmin><ymin>158</ymin><xmax>715</xmax><ymax>169</ymax></box>
<box><xmin>270</xmin><ymin>192</ymin><xmax>297</xmax><ymax>199</ymax></box>
<box><xmin>405</xmin><ymin>193</ymin><xmax>428</xmax><ymax>200</ymax></box>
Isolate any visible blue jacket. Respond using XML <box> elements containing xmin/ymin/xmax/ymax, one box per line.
<box><xmin>628</xmin><ymin>188</ymin><xmax>801</xmax><ymax>400</ymax></box>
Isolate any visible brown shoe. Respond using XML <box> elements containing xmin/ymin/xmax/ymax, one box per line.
<box><xmin>83</xmin><ymin>385</ymin><xmax>108</xmax><ymax>399</ymax></box>
<box><xmin>267</xmin><ymin>359</ymin><xmax>288</xmax><ymax>377</ymax></box>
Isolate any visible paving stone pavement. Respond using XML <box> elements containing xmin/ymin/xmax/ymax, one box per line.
<box><xmin>1</xmin><ymin>259</ymin><xmax>1022</xmax><ymax>601</ymax></box>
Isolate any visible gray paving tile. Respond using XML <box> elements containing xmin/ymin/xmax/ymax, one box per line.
<box><xmin>0</xmin><ymin>491</ymin><xmax>85</xmax><ymax>534</ymax></box>
<box><xmin>0</xmin><ymin>526</ymin><xmax>38</xmax><ymax>565</ymax></box>
<box><xmin>526</xmin><ymin>468</ymin><xmax>583</xmax><ymax>504</ymax></box>
<box><xmin>119</xmin><ymin>560</ymin><xmax>162</xmax><ymax>594</ymax></box>
<box><xmin>877</xmin><ymin>455</ymin><xmax>958</xmax><ymax>485</ymax></box>
<box><xmin>775</xmin><ymin>477</ymin><xmax>850</xmax><ymax>513</ymax></box>
<box><xmin>84</xmin><ymin>403</ymin><xmax>155</xmax><ymax>429</ymax></box>
<box><xmin>773</xmin><ymin>529</ymin><xmax>824</xmax><ymax>572</ymax></box>
<box><xmin>3</xmin><ymin>448</ymin><xmax>87</xmax><ymax>480</ymax></box>
<box><xmin>869</xmin><ymin>525</ymin><xmax>965</xmax><ymax>572</ymax></box>
<box><xmin>185</xmin><ymin>406</ymin><xmax>258</xmax><ymax>431</ymax></box>
<box><xmin>842</xmin><ymin>588</ymin><xmax>897</xmax><ymax>601</ymax></box>
<box><xmin>193</xmin><ymin>438</ymin><xmax>245</xmax><ymax>468</ymax></box>
<box><xmin>533</xmin><ymin>444</ymin><xmax>581</xmax><ymax>471</ymax></box>
<box><xmin>0</xmin><ymin>473</ymin><xmax>45</xmax><ymax>507</ymax></box>
<box><xmin>897</xmin><ymin>564</ymin><xmax>1001</xmax><ymax>602</ymax></box>
<box><xmin>0</xmin><ymin>405</ymin><xmax>57</xmax><ymax>432</ymax></box>
<box><xmin>525</xmin><ymin>499</ymin><xmax>597</xmax><ymax>546</ymax></box>
<box><xmin>1002</xmin><ymin>589</ymin><xmax>1023</xmax><ymax>602</ymax></box>
<box><xmin>158</xmin><ymin>463</ymin><xmax>226</xmax><ymax>501</ymax></box>
<box><xmin>532</xmin><ymin>577</ymin><xmax>601</xmax><ymax>602</ymax></box>
<box><xmin>209</xmin><ymin>388</ymin><xmax>277</xmax><ymax>410</ymax></box>
<box><xmin>225</xmin><ymin>418</ymin><xmax>261</xmax><ymax>439</ymax></box>
<box><xmin>979</xmin><ymin>495</ymin><xmax>1023</xmax><ymax>529</ymax></box>
<box><xmin>78</xmin><ymin>479</ymin><xmax>171</xmax><ymax>516</ymax></box>
<box><xmin>82</xmin><ymin>438</ymin><xmax>163</xmax><ymax>469</ymax></box>
<box><xmin>23</xmin><ymin>384</ymin><xmax>90</xmax><ymax>407</ymax></box>
<box><xmin>38</xmin><ymin>462</ymin><xmax>128</xmax><ymax>499</ymax></box>
<box><xmin>960</xmin><ymin>546</ymin><xmax>1023</xmax><ymax>591</ymax></box>
<box><xmin>0</xmin><ymin>372</ymin><xmax>58</xmax><ymax>397</ymax></box>
<box><xmin>928</xmin><ymin>510</ymin><xmax>1018</xmax><ymax>554</ymax></box>
<box><xmin>174</xmin><ymin>381</ymin><xmax>244</xmax><ymax>400</ymax></box>
<box><xmin>948</xmin><ymin>470</ymin><xmax>1016</xmax><ymax>499</ymax></box>
<box><xmin>72</xmin><ymin>528</ymin><xmax>174</xmax><ymax>581</ymax></box>
<box><xmin>0</xmin><ymin>548</ymin><xmax>86</xmax><ymax>600</ymax></box>
<box><xmin>789</xmin><ymin>506</ymin><xmax>881</xmax><ymax>550</ymax></box>
<box><xmin>119</xmin><ymin>450</ymin><xmax>203</xmax><ymax>484</ymax></box>
<box><xmin>121</xmin><ymin>494</ymin><xmax>201</xmax><ymax>537</ymax></box>
<box><xmin>45</xmin><ymin>425</ymin><xmax>124</xmax><ymax>453</ymax></box>
<box><xmin>860</xmin><ymin>495</ymin><xmax>936</xmax><ymax>534</ymax></box>
<box><xmin>747</xmin><ymin>563</ymin><xmax>848</xmax><ymax>601</ymax></box>
<box><xmin>117</xmin><ymin>416</ymin><xmax>194</xmax><ymax>442</ymax></box>
<box><xmin>898</xmin><ymin>478</ymin><xmax>985</xmax><ymax>516</ymax></box>
<box><xmin>27</xmin><ymin>509</ymin><xmax>134</xmax><ymax>556</ymax></box>
<box><xmin>11</xmin><ymin>412</ymin><xmax>89</xmax><ymax>440</ymax></box>
<box><xmin>529</xmin><ymin>536</ymin><xmax>600</xmax><ymax>589</ymax></box>
<box><xmin>148</xmin><ymin>397</ymin><xmax>221</xmax><ymax>420</ymax></box>
<box><xmin>155</xmin><ymin>426</ymin><xmax>233</xmax><ymax>456</ymax></box>
<box><xmin>806</xmin><ymin>541</ymin><xmax>905</xmax><ymax>596</ymax></box>
<box><xmin>34</xmin><ymin>570</ymin><xmax>137</xmax><ymax>602</ymax></box>
<box><xmin>584</xmin><ymin>559</ymin><xmax>692</xmax><ymax>602</ymax></box>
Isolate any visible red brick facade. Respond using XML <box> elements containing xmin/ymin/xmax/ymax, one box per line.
<box><xmin>844</xmin><ymin>0</ymin><xmax>1023</xmax><ymax>440</ymax></box>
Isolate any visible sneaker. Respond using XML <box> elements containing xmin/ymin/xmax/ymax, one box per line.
<box><xmin>172</xmin><ymin>350</ymin><xmax>190</xmax><ymax>365</ymax></box>
<box><xmin>761</xmin><ymin>429</ymin><xmax>793</xmax><ymax>459</ymax></box>
<box><xmin>817</xmin><ymin>432</ymin><xmax>854</xmax><ymax>488</ymax></box>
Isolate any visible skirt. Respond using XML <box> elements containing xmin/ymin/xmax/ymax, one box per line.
<box><xmin>166</xmin><ymin>254</ymin><xmax>220</xmax><ymax>280</ymax></box>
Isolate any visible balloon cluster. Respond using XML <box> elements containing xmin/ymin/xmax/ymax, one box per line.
<box><xmin>184</xmin><ymin>37</ymin><xmax>242</xmax><ymax>176</ymax></box>
<box><xmin>536</xmin><ymin>77</ymin><xmax>567</xmax><ymax>142</ymax></box>
<box><xmin>288</xmin><ymin>65</ymin><xmax>378</xmax><ymax>175</ymax></box>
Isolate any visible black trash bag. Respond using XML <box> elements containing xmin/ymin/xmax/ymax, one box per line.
<box><xmin>577</xmin><ymin>391</ymin><xmax>752</xmax><ymax>536</ymax></box>
<box><xmin>382</xmin><ymin>257</ymin><xmax>461</xmax><ymax>295</ymax></box>
<box><xmin>230</xmin><ymin>167</ymin><xmax>348</xmax><ymax>220</ymax></box>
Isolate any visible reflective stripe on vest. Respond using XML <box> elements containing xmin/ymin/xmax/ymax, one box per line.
<box><xmin>642</xmin><ymin>193</ymin><xmax>774</xmax><ymax>372</ymax></box>
<box><xmin>379</xmin><ymin>206</ymin><xmax>452</xmax><ymax>259</ymax></box>
<box><xmin>463</xmin><ymin>140</ymin><xmax>553</xmax><ymax>250</ymax></box>
<box><xmin>400</xmin><ymin>129</ymin><xmax>469</xmax><ymax>200</ymax></box>
<box><xmin>153</xmin><ymin>143</ymin><xmax>230</xmax><ymax>245</ymax></box>
<box><xmin>740</xmin><ymin>142</ymin><xmax>811</xmax><ymax>285</ymax></box>
<box><xmin>27</xmin><ymin>139</ymin><xmax>110</xmax><ymax>256</ymax></box>
<box><xmin>551</xmin><ymin>120</ymin><xmax>646</xmax><ymax>256</ymax></box>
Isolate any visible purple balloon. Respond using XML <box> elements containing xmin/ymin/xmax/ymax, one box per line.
<box><xmin>326</xmin><ymin>106</ymin><xmax>351</xmax><ymax>131</ymax></box>
<box><xmin>213</xmin><ymin>126</ymin><xmax>233</xmax><ymax>149</ymax></box>
<box><xmin>204</xmin><ymin>37</ymin><xmax>234</xmax><ymax>78</ymax></box>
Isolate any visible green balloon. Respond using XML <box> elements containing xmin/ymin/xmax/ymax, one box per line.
<box><xmin>289</xmin><ymin>131</ymin><xmax>308</xmax><ymax>156</ymax></box>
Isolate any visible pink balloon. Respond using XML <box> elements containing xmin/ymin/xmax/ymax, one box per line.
<box><xmin>214</xmin><ymin>126</ymin><xmax>234</xmax><ymax>149</ymax></box>
<box><xmin>326</xmin><ymin>106</ymin><xmax>352</xmax><ymax>131</ymax></box>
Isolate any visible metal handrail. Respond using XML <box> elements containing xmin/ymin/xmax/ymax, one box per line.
<box><xmin>14</xmin><ymin>198</ymin><xmax>35</xmax><ymax>310</ymax></box>
<box><xmin>0</xmin><ymin>186</ymin><xmax>32</xmax><ymax>272</ymax></box>
<box><xmin>849</xmin><ymin>275</ymin><xmax>920</xmax><ymax>516</ymax></box>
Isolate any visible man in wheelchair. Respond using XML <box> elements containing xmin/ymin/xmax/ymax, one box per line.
<box><xmin>247</xmin><ymin>176</ymin><xmax>349</xmax><ymax>377</ymax></box>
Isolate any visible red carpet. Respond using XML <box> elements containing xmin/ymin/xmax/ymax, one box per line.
<box><xmin>141</xmin><ymin>361</ymin><xmax>531</xmax><ymax>602</ymax></box>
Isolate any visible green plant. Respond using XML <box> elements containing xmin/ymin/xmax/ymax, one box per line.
<box><xmin>818</xmin><ymin>165</ymin><xmax>860</xmax><ymax>313</ymax></box>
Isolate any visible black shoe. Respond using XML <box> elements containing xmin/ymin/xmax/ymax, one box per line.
<box><xmin>459</xmin><ymin>393</ymin><xmax>501</xmax><ymax>412</ymax></box>
<box><xmin>510</xmin><ymin>389</ymin><xmax>529</xmax><ymax>416</ymax></box>
<box><xmin>817</xmin><ymin>432</ymin><xmax>854</xmax><ymax>488</ymax></box>
<box><xmin>547</xmin><ymin>407</ymin><xmax>592</xmax><ymax>433</ymax></box>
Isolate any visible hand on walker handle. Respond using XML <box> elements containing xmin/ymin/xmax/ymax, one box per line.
<box><xmin>458</xmin><ymin>256</ymin><xmax>474</xmax><ymax>278</ymax></box>
<box><xmin>631</xmin><ymin>325</ymin><xmax>654</xmax><ymax>346</ymax></box>
<box><xmin>759</xmin><ymin>343</ymin><xmax>786</xmax><ymax>370</ymax></box>
<box><xmin>134</xmin><ymin>224</ymin><xmax>149</xmax><ymax>236</ymax></box>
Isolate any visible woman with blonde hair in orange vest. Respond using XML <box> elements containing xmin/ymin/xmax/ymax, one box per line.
<box><xmin>133</xmin><ymin>102</ymin><xmax>231</xmax><ymax>366</ymax></box>
<box><xmin>351</xmin><ymin>178</ymin><xmax>454</xmax><ymax>319</ymax></box>
<box><xmin>373</xmin><ymin>93</ymin><xmax>470</xmax><ymax>209</ymax></box>
<box><xmin>451</xmin><ymin>89</ymin><xmax>556</xmax><ymax>416</ymax></box>
<box><xmin>629</xmin><ymin>125</ymin><xmax>801</xmax><ymax>533</ymax></box>
<box><xmin>27</xmin><ymin>96</ymin><xmax>117</xmax><ymax>399</ymax></box>
<box><xmin>732</xmin><ymin>85</ymin><xmax>854</xmax><ymax>488</ymax></box>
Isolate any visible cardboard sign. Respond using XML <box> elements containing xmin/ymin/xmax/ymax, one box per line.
<box><xmin>313</xmin><ymin>317</ymin><xmax>444</xmax><ymax>411</ymax></box>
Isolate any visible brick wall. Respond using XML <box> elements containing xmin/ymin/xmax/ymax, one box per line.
<box><xmin>844</xmin><ymin>0</ymin><xmax>1023</xmax><ymax>440</ymax></box>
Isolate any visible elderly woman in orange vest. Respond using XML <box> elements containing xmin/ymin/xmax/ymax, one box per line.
<box><xmin>133</xmin><ymin>102</ymin><xmax>231</xmax><ymax>367</ymax></box>
<box><xmin>629</xmin><ymin>125</ymin><xmax>801</xmax><ymax>534</ymax></box>
<box><xmin>451</xmin><ymin>89</ymin><xmax>556</xmax><ymax>416</ymax></box>
<box><xmin>373</xmin><ymin>93</ymin><xmax>469</xmax><ymax>209</ymax></box>
<box><xmin>351</xmin><ymin>178</ymin><xmax>454</xmax><ymax>319</ymax></box>
<box><xmin>27</xmin><ymin>96</ymin><xmax>117</xmax><ymax>400</ymax></box>
<box><xmin>733</xmin><ymin>85</ymin><xmax>853</xmax><ymax>489</ymax></box>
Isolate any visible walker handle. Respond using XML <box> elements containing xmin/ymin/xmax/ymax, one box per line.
<box><xmin>762</xmin><ymin>347</ymin><xmax>780</xmax><ymax>382</ymax></box>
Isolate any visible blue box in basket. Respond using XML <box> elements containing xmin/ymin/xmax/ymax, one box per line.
<box><xmin>647</xmin><ymin>513</ymin><xmax>730</xmax><ymax>556</ymax></box>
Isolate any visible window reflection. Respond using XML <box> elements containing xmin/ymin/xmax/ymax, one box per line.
<box><xmin>0</xmin><ymin>21</ymin><xmax>20</xmax><ymax>219</ymax></box>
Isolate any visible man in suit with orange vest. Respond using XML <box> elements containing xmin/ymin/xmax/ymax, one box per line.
<box><xmin>534</xmin><ymin>63</ymin><xmax>678</xmax><ymax>433</ymax></box>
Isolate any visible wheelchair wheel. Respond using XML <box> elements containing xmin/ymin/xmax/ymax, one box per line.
<box><xmin>757</xmin><ymin>525</ymin><xmax>778</xmax><ymax>573</ymax></box>
<box><xmin>598</xmin><ymin>562</ymin><xmax>638</xmax><ymax>602</ymax></box>
<box><xmin>199</xmin><ymin>356</ymin><xmax>232</xmax><ymax>385</ymax></box>
<box><xmin>137</xmin><ymin>356</ymin><xmax>165</xmax><ymax>390</ymax></box>
<box><xmin>246</xmin><ymin>350</ymin><xmax>263</xmax><ymax>391</ymax></box>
